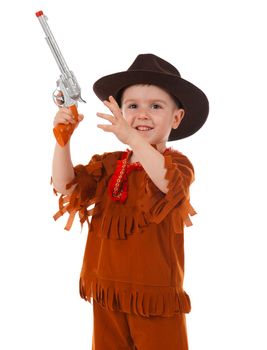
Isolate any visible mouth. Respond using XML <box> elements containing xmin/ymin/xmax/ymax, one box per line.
<box><xmin>135</xmin><ymin>126</ymin><xmax>154</xmax><ymax>132</ymax></box>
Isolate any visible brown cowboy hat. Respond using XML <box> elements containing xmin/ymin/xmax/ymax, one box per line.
<box><xmin>93</xmin><ymin>53</ymin><xmax>209</xmax><ymax>141</ymax></box>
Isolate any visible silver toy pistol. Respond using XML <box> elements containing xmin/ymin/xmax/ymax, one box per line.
<box><xmin>36</xmin><ymin>10</ymin><xmax>86</xmax><ymax>146</ymax></box>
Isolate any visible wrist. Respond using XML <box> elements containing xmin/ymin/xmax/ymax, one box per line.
<box><xmin>127</xmin><ymin>132</ymin><xmax>147</xmax><ymax>149</ymax></box>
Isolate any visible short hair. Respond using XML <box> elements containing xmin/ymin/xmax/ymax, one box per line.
<box><xmin>116</xmin><ymin>84</ymin><xmax>183</xmax><ymax>109</ymax></box>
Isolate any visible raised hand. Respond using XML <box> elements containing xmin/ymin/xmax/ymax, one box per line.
<box><xmin>96</xmin><ymin>95</ymin><xmax>139</xmax><ymax>145</ymax></box>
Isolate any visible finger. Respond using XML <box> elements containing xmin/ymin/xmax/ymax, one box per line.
<box><xmin>55</xmin><ymin>99</ymin><xmax>64</xmax><ymax>107</ymax></box>
<box><xmin>57</xmin><ymin>107</ymin><xmax>73</xmax><ymax>116</ymax></box>
<box><xmin>55</xmin><ymin>90</ymin><xmax>63</xmax><ymax>98</ymax></box>
<box><xmin>96</xmin><ymin>112</ymin><xmax>116</xmax><ymax>122</ymax></box>
<box><xmin>53</xmin><ymin>119</ymin><xmax>74</xmax><ymax>127</ymax></box>
<box><xmin>97</xmin><ymin>124</ymin><xmax>114</xmax><ymax>132</ymax></box>
<box><xmin>54</xmin><ymin>114</ymin><xmax>76</xmax><ymax>126</ymax></box>
<box><xmin>108</xmin><ymin>96</ymin><xmax>121</xmax><ymax>110</ymax></box>
<box><xmin>109</xmin><ymin>95</ymin><xmax>119</xmax><ymax>106</ymax></box>
<box><xmin>54</xmin><ymin>91</ymin><xmax>65</xmax><ymax>106</ymax></box>
<box><xmin>57</xmin><ymin>111</ymin><xmax>75</xmax><ymax>121</ymax></box>
<box><xmin>103</xmin><ymin>97</ymin><xmax>122</xmax><ymax>115</ymax></box>
<box><xmin>104</xmin><ymin>96</ymin><xmax>119</xmax><ymax>108</ymax></box>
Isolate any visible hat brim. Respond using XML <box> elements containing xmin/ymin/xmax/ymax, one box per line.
<box><xmin>93</xmin><ymin>70</ymin><xmax>209</xmax><ymax>141</ymax></box>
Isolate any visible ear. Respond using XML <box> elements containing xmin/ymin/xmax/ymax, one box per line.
<box><xmin>172</xmin><ymin>108</ymin><xmax>185</xmax><ymax>129</ymax></box>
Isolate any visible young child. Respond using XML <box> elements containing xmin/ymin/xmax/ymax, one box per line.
<box><xmin>51</xmin><ymin>53</ymin><xmax>209</xmax><ymax>350</ymax></box>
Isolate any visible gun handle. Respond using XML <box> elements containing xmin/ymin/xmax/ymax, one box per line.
<box><xmin>53</xmin><ymin>105</ymin><xmax>79</xmax><ymax>147</ymax></box>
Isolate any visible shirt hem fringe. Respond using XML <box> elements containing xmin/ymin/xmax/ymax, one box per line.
<box><xmin>79</xmin><ymin>275</ymin><xmax>191</xmax><ymax>317</ymax></box>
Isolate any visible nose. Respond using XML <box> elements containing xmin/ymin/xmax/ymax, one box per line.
<box><xmin>137</xmin><ymin>114</ymin><xmax>149</xmax><ymax>120</ymax></box>
<box><xmin>137</xmin><ymin>107</ymin><xmax>150</xmax><ymax>119</ymax></box>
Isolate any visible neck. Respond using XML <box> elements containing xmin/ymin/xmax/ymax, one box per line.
<box><xmin>151</xmin><ymin>143</ymin><xmax>167</xmax><ymax>153</ymax></box>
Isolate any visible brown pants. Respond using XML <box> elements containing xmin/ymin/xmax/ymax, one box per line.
<box><xmin>92</xmin><ymin>300</ymin><xmax>189</xmax><ymax>350</ymax></box>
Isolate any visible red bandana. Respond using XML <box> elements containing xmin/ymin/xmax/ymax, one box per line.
<box><xmin>108</xmin><ymin>148</ymin><xmax>171</xmax><ymax>203</ymax></box>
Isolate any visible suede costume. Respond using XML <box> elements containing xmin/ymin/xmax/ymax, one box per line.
<box><xmin>52</xmin><ymin>53</ymin><xmax>209</xmax><ymax>349</ymax></box>
<box><xmin>52</xmin><ymin>145</ymin><xmax>195</xmax><ymax>349</ymax></box>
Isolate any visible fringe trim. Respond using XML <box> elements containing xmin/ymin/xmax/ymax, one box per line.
<box><xmin>51</xmin><ymin>156</ymin><xmax>105</xmax><ymax>231</ymax></box>
<box><xmin>97</xmin><ymin>209</ymin><xmax>151</xmax><ymax>239</ymax></box>
<box><xmin>79</xmin><ymin>276</ymin><xmax>191</xmax><ymax>317</ymax></box>
<box><xmin>53</xmin><ymin>189</ymin><xmax>102</xmax><ymax>231</ymax></box>
<box><xmin>140</xmin><ymin>153</ymin><xmax>197</xmax><ymax>234</ymax></box>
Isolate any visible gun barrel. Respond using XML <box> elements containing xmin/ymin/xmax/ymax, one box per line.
<box><xmin>36</xmin><ymin>11</ymin><xmax>71</xmax><ymax>76</ymax></box>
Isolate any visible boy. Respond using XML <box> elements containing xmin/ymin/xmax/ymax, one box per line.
<box><xmin>52</xmin><ymin>53</ymin><xmax>209</xmax><ymax>349</ymax></box>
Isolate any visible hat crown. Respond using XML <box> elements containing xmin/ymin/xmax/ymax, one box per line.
<box><xmin>128</xmin><ymin>53</ymin><xmax>181</xmax><ymax>77</ymax></box>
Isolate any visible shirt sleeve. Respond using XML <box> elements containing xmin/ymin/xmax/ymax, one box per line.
<box><xmin>140</xmin><ymin>151</ymin><xmax>197</xmax><ymax>234</ymax></box>
<box><xmin>51</xmin><ymin>153</ymin><xmax>108</xmax><ymax>231</ymax></box>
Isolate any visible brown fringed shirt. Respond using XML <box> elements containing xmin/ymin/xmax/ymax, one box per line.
<box><xmin>52</xmin><ymin>147</ymin><xmax>196</xmax><ymax>317</ymax></box>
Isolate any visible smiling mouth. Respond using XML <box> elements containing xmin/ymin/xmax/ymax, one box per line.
<box><xmin>135</xmin><ymin>126</ymin><xmax>154</xmax><ymax>131</ymax></box>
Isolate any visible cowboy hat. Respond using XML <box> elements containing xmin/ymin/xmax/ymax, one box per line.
<box><xmin>93</xmin><ymin>53</ymin><xmax>209</xmax><ymax>140</ymax></box>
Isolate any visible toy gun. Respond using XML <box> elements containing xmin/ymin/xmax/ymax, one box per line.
<box><xmin>35</xmin><ymin>10</ymin><xmax>86</xmax><ymax>146</ymax></box>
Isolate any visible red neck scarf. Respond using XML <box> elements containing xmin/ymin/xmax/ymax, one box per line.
<box><xmin>108</xmin><ymin>147</ymin><xmax>171</xmax><ymax>203</ymax></box>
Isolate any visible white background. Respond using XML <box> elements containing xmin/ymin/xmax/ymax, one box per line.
<box><xmin>1</xmin><ymin>0</ymin><xmax>266</xmax><ymax>349</ymax></box>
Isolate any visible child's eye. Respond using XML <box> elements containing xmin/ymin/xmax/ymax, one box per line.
<box><xmin>152</xmin><ymin>104</ymin><xmax>161</xmax><ymax>109</ymax></box>
<box><xmin>128</xmin><ymin>104</ymin><xmax>137</xmax><ymax>109</ymax></box>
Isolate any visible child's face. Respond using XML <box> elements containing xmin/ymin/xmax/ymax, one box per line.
<box><xmin>121</xmin><ymin>84</ymin><xmax>184</xmax><ymax>146</ymax></box>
